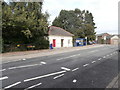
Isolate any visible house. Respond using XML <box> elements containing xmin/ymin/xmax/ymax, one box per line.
<box><xmin>96</xmin><ymin>33</ymin><xmax>111</xmax><ymax>44</ymax></box>
<box><xmin>96</xmin><ymin>33</ymin><xmax>120</xmax><ymax>45</ymax></box>
<box><xmin>106</xmin><ymin>35</ymin><xmax>119</xmax><ymax>45</ymax></box>
<box><xmin>48</xmin><ymin>26</ymin><xmax>74</xmax><ymax>48</ymax></box>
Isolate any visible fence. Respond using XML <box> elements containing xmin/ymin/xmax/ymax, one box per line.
<box><xmin>2</xmin><ymin>43</ymin><xmax>49</xmax><ymax>53</ymax></box>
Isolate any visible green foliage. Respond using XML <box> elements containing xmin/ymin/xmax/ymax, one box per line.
<box><xmin>52</xmin><ymin>9</ymin><xmax>96</xmax><ymax>41</ymax></box>
<box><xmin>0</xmin><ymin>37</ymin><xmax>2</xmax><ymax>53</ymax></box>
<box><xmin>2</xmin><ymin>2</ymin><xmax>49</xmax><ymax>52</ymax></box>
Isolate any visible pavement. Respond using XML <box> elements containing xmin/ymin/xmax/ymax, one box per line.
<box><xmin>0</xmin><ymin>44</ymin><xmax>119</xmax><ymax>89</ymax></box>
<box><xmin>1</xmin><ymin>44</ymin><xmax>104</xmax><ymax>63</ymax></box>
<box><xmin>106</xmin><ymin>73</ymin><xmax>119</xmax><ymax>89</ymax></box>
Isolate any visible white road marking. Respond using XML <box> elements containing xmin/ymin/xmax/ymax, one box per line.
<box><xmin>83</xmin><ymin>64</ymin><xmax>89</xmax><ymax>67</ymax></box>
<box><xmin>106</xmin><ymin>55</ymin><xmax>109</xmax><ymax>57</ymax></box>
<box><xmin>24</xmin><ymin>70</ymin><xmax>66</xmax><ymax>82</ymax></box>
<box><xmin>91</xmin><ymin>61</ymin><xmax>96</xmax><ymax>63</ymax></box>
<box><xmin>110</xmin><ymin>54</ymin><xmax>113</xmax><ymax>55</ymax></box>
<box><xmin>98</xmin><ymin>58</ymin><xmax>102</xmax><ymax>60</ymax></box>
<box><xmin>89</xmin><ymin>50</ymin><xmax>98</xmax><ymax>53</ymax></box>
<box><xmin>103</xmin><ymin>56</ymin><xmax>106</xmax><ymax>58</ymax></box>
<box><xmin>24</xmin><ymin>83</ymin><xmax>42</xmax><ymax>90</ymax></box>
<box><xmin>72</xmin><ymin>68</ymin><xmax>79</xmax><ymax>71</ymax></box>
<box><xmin>73</xmin><ymin>79</ymin><xmax>77</xmax><ymax>83</ymax></box>
<box><xmin>22</xmin><ymin>58</ymin><xmax>26</xmax><ymax>60</ymax></box>
<box><xmin>8</xmin><ymin>64</ymin><xmax>39</xmax><ymax>70</ymax></box>
<box><xmin>0</xmin><ymin>69</ymin><xmax>6</xmax><ymax>72</ymax></box>
<box><xmin>70</xmin><ymin>55</ymin><xmax>77</xmax><ymax>57</ymax></box>
<box><xmin>57</xmin><ymin>58</ymin><xmax>63</xmax><ymax>61</ymax></box>
<box><xmin>61</xmin><ymin>67</ymin><xmax>71</xmax><ymax>71</ymax></box>
<box><xmin>64</xmin><ymin>56</ymin><xmax>71</xmax><ymax>59</ymax></box>
<box><xmin>53</xmin><ymin>74</ymin><xmax>64</xmax><ymax>79</ymax></box>
<box><xmin>57</xmin><ymin>54</ymin><xmax>81</xmax><ymax>61</ymax></box>
<box><xmin>0</xmin><ymin>76</ymin><xmax>8</xmax><ymax>80</ymax></box>
<box><xmin>4</xmin><ymin>81</ymin><xmax>21</xmax><ymax>89</ymax></box>
<box><xmin>40</xmin><ymin>62</ymin><xmax>46</xmax><ymax>65</ymax></box>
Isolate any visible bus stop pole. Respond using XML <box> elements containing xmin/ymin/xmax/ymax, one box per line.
<box><xmin>85</xmin><ymin>37</ymin><xmax>87</xmax><ymax>46</ymax></box>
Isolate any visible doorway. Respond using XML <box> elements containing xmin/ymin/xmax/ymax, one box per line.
<box><xmin>61</xmin><ymin>39</ymin><xmax>64</xmax><ymax>47</ymax></box>
<box><xmin>53</xmin><ymin>39</ymin><xmax>56</xmax><ymax>47</ymax></box>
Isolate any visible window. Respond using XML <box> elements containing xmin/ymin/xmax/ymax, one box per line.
<box><xmin>68</xmin><ymin>39</ymin><xmax>70</xmax><ymax>44</ymax></box>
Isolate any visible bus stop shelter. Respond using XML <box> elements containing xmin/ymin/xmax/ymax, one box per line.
<box><xmin>74</xmin><ymin>38</ymin><xmax>86</xmax><ymax>47</ymax></box>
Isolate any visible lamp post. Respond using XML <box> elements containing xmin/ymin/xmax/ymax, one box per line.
<box><xmin>85</xmin><ymin>37</ymin><xmax>87</xmax><ymax>46</ymax></box>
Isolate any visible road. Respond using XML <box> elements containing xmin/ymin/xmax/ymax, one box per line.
<box><xmin>1</xmin><ymin>45</ymin><xmax>119</xmax><ymax>89</ymax></box>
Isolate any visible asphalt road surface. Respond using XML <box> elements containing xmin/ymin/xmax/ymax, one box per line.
<box><xmin>1</xmin><ymin>45</ymin><xmax>119</xmax><ymax>89</ymax></box>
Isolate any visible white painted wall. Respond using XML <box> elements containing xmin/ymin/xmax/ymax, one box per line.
<box><xmin>49</xmin><ymin>35</ymin><xmax>73</xmax><ymax>48</ymax></box>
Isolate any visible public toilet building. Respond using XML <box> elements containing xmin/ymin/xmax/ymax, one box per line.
<box><xmin>48</xmin><ymin>26</ymin><xmax>74</xmax><ymax>48</ymax></box>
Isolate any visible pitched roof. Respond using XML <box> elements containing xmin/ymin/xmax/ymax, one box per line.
<box><xmin>96</xmin><ymin>33</ymin><xmax>110</xmax><ymax>36</ymax></box>
<box><xmin>106</xmin><ymin>35</ymin><xmax>114</xmax><ymax>39</ymax></box>
<box><xmin>48</xmin><ymin>26</ymin><xmax>74</xmax><ymax>36</ymax></box>
<box><xmin>106</xmin><ymin>35</ymin><xmax>119</xmax><ymax>39</ymax></box>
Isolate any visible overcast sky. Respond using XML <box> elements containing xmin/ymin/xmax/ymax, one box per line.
<box><xmin>42</xmin><ymin>0</ymin><xmax>119</xmax><ymax>34</ymax></box>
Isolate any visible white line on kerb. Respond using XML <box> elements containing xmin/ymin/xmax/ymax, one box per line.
<box><xmin>91</xmin><ymin>61</ymin><xmax>96</xmax><ymax>63</ymax></box>
<box><xmin>53</xmin><ymin>74</ymin><xmax>64</xmax><ymax>79</ymax></box>
<box><xmin>24</xmin><ymin>83</ymin><xmax>42</xmax><ymax>90</ymax></box>
<box><xmin>83</xmin><ymin>64</ymin><xmax>89</xmax><ymax>67</ymax></box>
<box><xmin>61</xmin><ymin>67</ymin><xmax>71</xmax><ymax>71</ymax></box>
<box><xmin>8</xmin><ymin>64</ymin><xmax>39</xmax><ymax>70</ymax></box>
<box><xmin>0</xmin><ymin>69</ymin><xmax>6</xmax><ymax>72</ymax></box>
<box><xmin>0</xmin><ymin>76</ymin><xmax>8</xmax><ymax>80</ymax></box>
<box><xmin>72</xmin><ymin>68</ymin><xmax>79</xmax><ymax>71</ymax></box>
<box><xmin>4</xmin><ymin>81</ymin><xmax>21</xmax><ymax>89</ymax></box>
<box><xmin>24</xmin><ymin>70</ymin><xmax>66</xmax><ymax>82</ymax></box>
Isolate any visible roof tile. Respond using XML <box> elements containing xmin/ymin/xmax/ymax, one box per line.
<box><xmin>49</xmin><ymin>26</ymin><xmax>74</xmax><ymax>36</ymax></box>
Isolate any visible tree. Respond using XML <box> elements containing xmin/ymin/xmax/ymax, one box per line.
<box><xmin>52</xmin><ymin>9</ymin><xmax>96</xmax><ymax>41</ymax></box>
<box><xmin>2</xmin><ymin>1</ymin><xmax>49</xmax><ymax>52</ymax></box>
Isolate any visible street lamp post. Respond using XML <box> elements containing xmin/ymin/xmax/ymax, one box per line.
<box><xmin>85</xmin><ymin>37</ymin><xmax>87</xmax><ymax>46</ymax></box>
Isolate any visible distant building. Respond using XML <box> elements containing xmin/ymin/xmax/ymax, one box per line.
<box><xmin>106</xmin><ymin>35</ymin><xmax>119</xmax><ymax>45</ymax></box>
<box><xmin>48</xmin><ymin>26</ymin><xmax>74</xmax><ymax>48</ymax></box>
<box><xmin>96</xmin><ymin>33</ymin><xmax>119</xmax><ymax>45</ymax></box>
<box><xmin>96</xmin><ymin>33</ymin><xmax>111</xmax><ymax>44</ymax></box>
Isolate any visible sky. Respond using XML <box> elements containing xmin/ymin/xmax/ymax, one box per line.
<box><xmin>4</xmin><ymin>0</ymin><xmax>119</xmax><ymax>34</ymax></box>
<box><xmin>42</xmin><ymin>0</ymin><xmax>119</xmax><ymax>34</ymax></box>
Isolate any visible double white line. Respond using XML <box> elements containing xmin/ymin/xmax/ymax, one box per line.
<box><xmin>24</xmin><ymin>70</ymin><xmax>66</xmax><ymax>82</ymax></box>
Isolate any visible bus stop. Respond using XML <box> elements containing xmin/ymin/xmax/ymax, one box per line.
<box><xmin>74</xmin><ymin>38</ymin><xmax>86</xmax><ymax>47</ymax></box>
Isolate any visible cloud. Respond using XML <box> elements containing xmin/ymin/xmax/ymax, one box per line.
<box><xmin>42</xmin><ymin>0</ymin><xmax>119</xmax><ymax>34</ymax></box>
